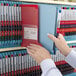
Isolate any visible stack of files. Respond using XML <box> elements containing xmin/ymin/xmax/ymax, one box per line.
<box><xmin>0</xmin><ymin>49</ymin><xmax>42</xmax><ymax>76</ymax></box>
<box><xmin>56</xmin><ymin>7</ymin><xmax>76</xmax><ymax>48</ymax></box>
<box><xmin>0</xmin><ymin>1</ymin><xmax>22</xmax><ymax>48</ymax></box>
<box><xmin>52</xmin><ymin>51</ymin><xmax>75</xmax><ymax>75</ymax></box>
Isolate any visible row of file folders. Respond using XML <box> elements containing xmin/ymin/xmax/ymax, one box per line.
<box><xmin>0</xmin><ymin>1</ymin><xmax>39</xmax><ymax>48</ymax></box>
<box><xmin>0</xmin><ymin>49</ymin><xmax>74</xmax><ymax>76</ymax></box>
<box><xmin>0</xmin><ymin>2</ymin><xmax>22</xmax><ymax>48</ymax></box>
<box><xmin>0</xmin><ymin>49</ymin><xmax>42</xmax><ymax>76</ymax></box>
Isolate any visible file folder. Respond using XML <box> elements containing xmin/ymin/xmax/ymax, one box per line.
<box><xmin>20</xmin><ymin>5</ymin><xmax>39</xmax><ymax>47</ymax></box>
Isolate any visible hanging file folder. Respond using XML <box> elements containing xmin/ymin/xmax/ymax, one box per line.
<box><xmin>20</xmin><ymin>5</ymin><xmax>39</xmax><ymax>47</ymax></box>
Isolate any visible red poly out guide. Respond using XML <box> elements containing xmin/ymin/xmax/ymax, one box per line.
<box><xmin>20</xmin><ymin>5</ymin><xmax>40</xmax><ymax>47</ymax></box>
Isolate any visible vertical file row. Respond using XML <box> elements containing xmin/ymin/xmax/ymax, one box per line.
<box><xmin>52</xmin><ymin>51</ymin><xmax>74</xmax><ymax>75</ymax></box>
<box><xmin>0</xmin><ymin>50</ymin><xmax>42</xmax><ymax>76</ymax></box>
<box><xmin>0</xmin><ymin>1</ymin><xmax>22</xmax><ymax>48</ymax></box>
<box><xmin>56</xmin><ymin>7</ymin><xmax>76</xmax><ymax>48</ymax></box>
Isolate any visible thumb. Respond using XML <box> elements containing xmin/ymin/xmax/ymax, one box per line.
<box><xmin>48</xmin><ymin>34</ymin><xmax>58</xmax><ymax>42</ymax></box>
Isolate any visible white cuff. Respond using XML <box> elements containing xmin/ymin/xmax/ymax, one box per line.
<box><xmin>65</xmin><ymin>50</ymin><xmax>76</xmax><ymax>68</ymax></box>
<box><xmin>40</xmin><ymin>59</ymin><xmax>56</xmax><ymax>73</ymax></box>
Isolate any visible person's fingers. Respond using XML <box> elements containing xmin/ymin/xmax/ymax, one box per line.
<box><xmin>27</xmin><ymin>49</ymin><xmax>31</xmax><ymax>54</ymax></box>
<box><xmin>30</xmin><ymin>44</ymin><xmax>42</xmax><ymax>48</ymax></box>
<box><xmin>48</xmin><ymin>34</ymin><xmax>58</xmax><ymax>42</ymax></box>
<box><xmin>27</xmin><ymin>46</ymin><xmax>38</xmax><ymax>51</ymax></box>
<box><xmin>27</xmin><ymin>50</ymin><xmax>35</xmax><ymax>58</ymax></box>
<box><xmin>58</xmin><ymin>33</ymin><xmax>65</xmax><ymax>40</ymax></box>
<box><xmin>30</xmin><ymin>44</ymin><xmax>45</xmax><ymax>51</ymax></box>
<box><xmin>27</xmin><ymin>48</ymin><xmax>35</xmax><ymax>54</ymax></box>
<box><xmin>27</xmin><ymin>48</ymin><xmax>39</xmax><ymax>60</ymax></box>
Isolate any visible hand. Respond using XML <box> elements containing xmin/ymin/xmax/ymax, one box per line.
<box><xmin>48</xmin><ymin>33</ymin><xmax>71</xmax><ymax>56</ymax></box>
<box><xmin>27</xmin><ymin>44</ymin><xmax>51</xmax><ymax>64</ymax></box>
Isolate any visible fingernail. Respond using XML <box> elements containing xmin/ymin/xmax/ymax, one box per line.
<box><xmin>48</xmin><ymin>33</ymin><xmax>53</xmax><ymax>36</ymax></box>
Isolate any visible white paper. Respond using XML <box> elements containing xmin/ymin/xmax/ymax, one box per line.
<box><xmin>16</xmin><ymin>56</ymin><xmax>19</xmax><ymax>70</ymax></box>
<box><xmin>17</xmin><ymin>6</ymin><xmax>19</xmax><ymax>21</ymax></box>
<box><xmin>14</xmin><ymin>56</ymin><xmax>16</xmax><ymax>71</ymax></box>
<box><xmin>8</xmin><ymin>58</ymin><xmax>11</xmax><ymax>72</ymax></box>
<box><xmin>12</xmin><ymin>6</ymin><xmax>14</xmax><ymax>21</ymax></box>
<box><xmin>61</xmin><ymin>8</ymin><xmax>76</xmax><ymax>20</ymax></box>
<box><xmin>14</xmin><ymin>6</ymin><xmax>17</xmax><ymax>21</ymax></box>
<box><xmin>22</xmin><ymin>55</ymin><xmax>24</xmax><ymax>69</ymax></box>
<box><xmin>6</xmin><ymin>6</ymin><xmax>9</xmax><ymax>21</ymax></box>
<box><xmin>0</xmin><ymin>59</ymin><xmax>2</xmax><ymax>74</ymax></box>
<box><xmin>19</xmin><ymin>55</ymin><xmax>21</xmax><ymax>70</ymax></box>
<box><xmin>1</xmin><ymin>5</ymin><xmax>4</xmax><ymax>21</ymax></box>
<box><xmin>2</xmin><ymin>58</ymin><xmax>5</xmax><ymax>73</ymax></box>
<box><xmin>6</xmin><ymin>58</ymin><xmax>8</xmax><ymax>72</ymax></box>
<box><xmin>11</xmin><ymin>57</ymin><xmax>13</xmax><ymax>71</ymax></box>
<box><xmin>24</xmin><ymin>27</ymin><xmax>38</xmax><ymax>40</ymax></box>
<box><xmin>19</xmin><ymin>7</ymin><xmax>21</xmax><ymax>21</ymax></box>
<box><xmin>9</xmin><ymin>6</ymin><xmax>12</xmax><ymax>21</ymax></box>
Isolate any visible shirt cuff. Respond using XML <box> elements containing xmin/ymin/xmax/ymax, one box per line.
<box><xmin>40</xmin><ymin>59</ymin><xmax>56</xmax><ymax>73</ymax></box>
<box><xmin>65</xmin><ymin>50</ymin><xmax>76</xmax><ymax>68</ymax></box>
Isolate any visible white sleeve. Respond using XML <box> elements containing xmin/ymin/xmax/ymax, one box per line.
<box><xmin>65</xmin><ymin>50</ymin><xmax>76</xmax><ymax>68</ymax></box>
<box><xmin>40</xmin><ymin>59</ymin><xmax>63</xmax><ymax>76</ymax></box>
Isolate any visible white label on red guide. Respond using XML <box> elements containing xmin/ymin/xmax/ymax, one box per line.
<box><xmin>24</xmin><ymin>27</ymin><xmax>38</xmax><ymax>40</ymax></box>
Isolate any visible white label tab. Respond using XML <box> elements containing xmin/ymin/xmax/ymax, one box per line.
<box><xmin>24</xmin><ymin>27</ymin><xmax>38</xmax><ymax>40</ymax></box>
